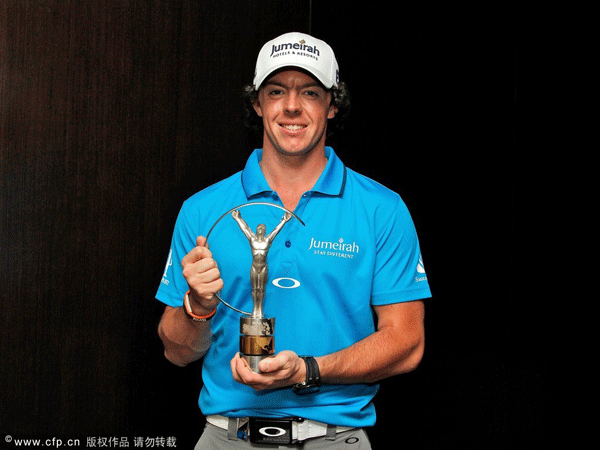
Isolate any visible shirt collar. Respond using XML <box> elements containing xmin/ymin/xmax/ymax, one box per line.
<box><xmin>241</xmin><ymin>147</ymin><xmax>346</xmax><ymax>200</ymax></box>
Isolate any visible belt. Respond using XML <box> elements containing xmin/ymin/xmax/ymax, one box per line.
<box><xmin>206</xmin><ymin>414</ymin><xmax>354</xmax><ymax>443</ymax></box>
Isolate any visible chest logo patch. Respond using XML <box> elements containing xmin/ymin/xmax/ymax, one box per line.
<box><xmin>272</xmin><ymin>277</ymin><xmax>301</xmax><ymax>289</ymax></box>
<box><xmin>308</xmin><ymin>237</ymin><xmax>360</xmax><ymax>259</ymax></box>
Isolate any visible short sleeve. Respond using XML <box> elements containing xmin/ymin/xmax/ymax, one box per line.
<box><xmin>370</xmin><ymin>197</ymin><xmax>431</xmax><ymax>306</ymax></box>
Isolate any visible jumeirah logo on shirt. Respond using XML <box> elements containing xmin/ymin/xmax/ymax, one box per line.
<box><xmin>308</xmin><ymin>237</ymin><xmax>360</xmax><ymax>259</ymax></box>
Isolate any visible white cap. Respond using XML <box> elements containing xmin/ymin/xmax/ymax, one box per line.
<box><xmin>253</xmin><ymin>32</ymin><xmax>339</xmax><ymax>89</ymax></box>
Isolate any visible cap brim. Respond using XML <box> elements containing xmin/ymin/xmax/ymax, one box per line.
<box><xmin>254</xmin><ymin>63</ymin><xmax>335</xmax><ymax>90</ymax></box>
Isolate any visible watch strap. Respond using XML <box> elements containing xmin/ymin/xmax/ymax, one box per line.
<box><xmin>293</xmin><ymin>356</ymin><xmax>321</xmax><ymax>394</ymax></box>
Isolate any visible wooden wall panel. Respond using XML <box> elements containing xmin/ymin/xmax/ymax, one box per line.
<box><xmin>1</xmin><ymin>1</ymin><xmax>309</xmax><ymax>446</ymax></box>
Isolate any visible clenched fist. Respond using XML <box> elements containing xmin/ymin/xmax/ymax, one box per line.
<box><xmin>181</xmin><ymin>236</ymin><xmax>223</xmax><ymax>315</ymax></box>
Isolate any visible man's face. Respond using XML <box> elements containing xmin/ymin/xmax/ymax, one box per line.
<box><xmin>253</xmin><ymin>69</ymin><xmax>338</xmax><ymax>157</ymax></box>
<box><xmin>256</xmin><ymin>224</ymin><xmax>266</xmax><ymax>238</ymax></box>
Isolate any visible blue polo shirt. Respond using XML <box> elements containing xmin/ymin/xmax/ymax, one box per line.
<box><xmin>156</xmin><ymin>147</ymin><xmax>431</xmax><ymax>427</ymax></box>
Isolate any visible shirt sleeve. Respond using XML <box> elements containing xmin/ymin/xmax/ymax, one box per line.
<box><xmin>155</xmin><ymin>201</ymin><xmax>199</xmax><ymax>307</ymax></box>
<box><xmin>370</xmin><ymin>196</ymin><xmax>431</xmax><ymax>306</ymax></box>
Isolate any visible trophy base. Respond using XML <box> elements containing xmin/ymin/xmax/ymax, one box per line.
<box><xmin>240</xmin><ymin>317</ymin><xmax>275</xmax><ymax>373</ymax></box>
<box><xmin>242</xmin><ymin>354</ymin><xmax>273</xmax><ymax>373</ymax></box>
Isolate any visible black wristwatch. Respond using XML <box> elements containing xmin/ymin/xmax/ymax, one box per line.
<box><xmin>293</xmin><ymin>356</ymin><xmax>321</xmax><ymax>395</ymax></box>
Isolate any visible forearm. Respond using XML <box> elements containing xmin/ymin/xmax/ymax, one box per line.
<box><xmin>316</xmin><ymin>329</ymin><xmax>423</xmax><ymax>384</ymax></box>
<box><xmin>158</xmin><ymin>305</ymin><xmax>213</xmax><ymax>367</ymax></box>
<box><xmin>316</xmin><ymin>302</ymin><xmax>425</xmax><ymax>384</ymax></box>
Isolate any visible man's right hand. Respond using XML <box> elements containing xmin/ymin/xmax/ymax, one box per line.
<box><xmin>181</xmin><ymin>236</ymin><xmax>223</xmax><ymax>315</ymax></box>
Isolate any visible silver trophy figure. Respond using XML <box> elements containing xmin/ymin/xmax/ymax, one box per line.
<box><xmin>232</xmin><ymin>209</ymin><xmax>293</xmax><ymax>372</ymax></box>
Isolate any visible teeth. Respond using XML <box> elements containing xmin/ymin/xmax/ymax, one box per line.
<box><xmin>282</xmin><ymin>124</ymin><xmax>304</xmax><ymax>131</ymax></box>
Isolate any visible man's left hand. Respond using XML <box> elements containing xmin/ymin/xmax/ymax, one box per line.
<box><xmin>230</xmin><ymin>351</ymin><xmax>305</xmax><ymax>391</ymax></box>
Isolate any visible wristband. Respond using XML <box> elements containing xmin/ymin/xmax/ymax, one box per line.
<box><xmin>183</xmin><ymin>290</ymin><xmax>217</xmax><ymax>322</ymax></box>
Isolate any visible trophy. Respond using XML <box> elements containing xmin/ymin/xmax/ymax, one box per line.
<box><xmin>205</xmin><ymin>202</ymin><xmax>303</xmax><ymax>373</ymax></box>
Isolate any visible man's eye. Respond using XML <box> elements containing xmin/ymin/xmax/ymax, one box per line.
<box><xmin>268</xmin><ymin>89</ymin><xmax>283</xmax><ymax>95</ymax></box>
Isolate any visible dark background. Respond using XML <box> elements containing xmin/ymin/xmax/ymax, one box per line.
<box><xmin>1</xmin><ymin>1</ymin><xmax>554</xmax><ymax>449</ymax></box>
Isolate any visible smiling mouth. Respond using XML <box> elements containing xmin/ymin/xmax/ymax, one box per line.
<box><xmin>280</xmin><ymin>124</ymin><xmax>306</xmax><ymax>131</ymax></box>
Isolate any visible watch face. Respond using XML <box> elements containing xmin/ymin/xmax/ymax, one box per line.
<box><xmin>302</xmin><ymin>385</ymin><xmax>320</xmax><ymax>394</ymax></box>
<box><xmin>293</xmin><ymin>384</ymin><xmax>320</xmax><ymax>395</ymax></box>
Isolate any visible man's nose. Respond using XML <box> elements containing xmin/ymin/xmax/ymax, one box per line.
<box><xmin>284</xmin><ymin>92</ymin><xmax>301</xmax><ymax>114</ymax></box>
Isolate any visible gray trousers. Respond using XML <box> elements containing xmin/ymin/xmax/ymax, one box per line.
<box><xmin>194</xmin><ymin>423</ymin><xmax>372</xmax><ymax>450</ymax></box>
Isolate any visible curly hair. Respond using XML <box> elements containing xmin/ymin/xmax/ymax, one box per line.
<box><xmin>242</xmin><ymin>81</ymin><xmax>351</xmax><ymax>139</ymax></box>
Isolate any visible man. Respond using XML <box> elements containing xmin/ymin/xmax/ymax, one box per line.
<box><xmin>157</xmin><ymin>32</ymin><xmax>431</xmax><ymax>449</ymax></box>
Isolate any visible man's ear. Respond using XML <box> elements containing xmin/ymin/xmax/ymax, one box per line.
<box><xmin>328</xmin><ymin>105</ymin><xmax>338</xmax><ymax>119</ymax></box>
<box><xmin>253</xmin><ymin>99</ymin><xmax>263</xmax><ymax>117</ymax></box>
